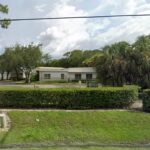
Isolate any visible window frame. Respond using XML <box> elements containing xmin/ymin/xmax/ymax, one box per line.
<box><xmin>86</xmin><ymin>73</ymin><xmax>93</xmax><ymax>80</ymax></box>
<box><xmin>61</xmin><ymin>74</ymin><xmax>65</xmax><ymax>79</ymax></box>
<box><xmin>44</xmin><ymin>74</ymin><xmax>51</xmax><ymax>79</ymax></box>
<box><xmin>75</xmin><ymin>73</ymin><xmax>82</xmax><ymax>80</ymax></box>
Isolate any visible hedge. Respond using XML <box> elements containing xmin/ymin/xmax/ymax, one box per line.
<box><xmin>142</xmin><ymin>89</ymin><xmax>150</xmax><ymax>112</ymax></box>
<box><xmin>0</xmin><ymin>86</ymin><xmax>138</xmax><ymax>109</ymax></box>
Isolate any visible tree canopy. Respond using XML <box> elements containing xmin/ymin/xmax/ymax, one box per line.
<box><xmin>94</xmin><ymin>35</ymin><xmax>150</xmax><ymax>89</ymax></box>
<box><xmin>48</xmin><ymin>49</ymin><xmax>102</xmax><ymax>68</ymax></box>
<box><xmin>0</xmin><ymin>44</ymin><xmax>42</xmax><ymax>83</ymax></box>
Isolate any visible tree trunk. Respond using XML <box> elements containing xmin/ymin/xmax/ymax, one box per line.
<box><xmin>25</xmin><ymin>71</ymin><xmax>31</xmax><ymax>83</ymax></box>
<box><xmin>1</xmin><ymin>72</ymin><xmax>4</xmax><ymax>81</ymax></box>
<box><xmin>15</xmin><ymin>69</ymin><xmax>19</xmax><ymax>81</ymax></box>
<box><xmin>0</xmin><ymin>73</ymin><xmax>2</xmax><ymax>80</ymax></box>
<box><xmin>6</xmin><ymin>71</ymin><xmax>10</xmax><ymax>80</ymax></box>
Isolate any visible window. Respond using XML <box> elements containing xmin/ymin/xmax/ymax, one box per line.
<box><xmin>75</xmin><ymin>74</ymin><xmax>81</xmax><ymax>80</ymax></box>
<box><xmin>86</xmin><ymin>74</ymin><xmax>92</xmax><ymax>80</ymax></box>
<box><xmin>44</xmin><ymin>74</ymin><xmax>51</xmax><ymax>79</ymax></box>
<box><xmin>61</xmin><ymin>74</ymin><xmax>64</xmax><ymax>79</ymax></box>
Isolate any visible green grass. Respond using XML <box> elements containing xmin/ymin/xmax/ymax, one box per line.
<box><xmin>0</xmin><ymin>117</ymin><xmax>3</xmax><ymax>128</ymax></box>
<box><xmin>1</xmin><ymin>147</ymin><xmax>150</xmax><ymax>150</ymax></box>
<box><xmin>0</xmin><ymin>111</ymin><xmax>150</xmax><ymax>146</ymax></box>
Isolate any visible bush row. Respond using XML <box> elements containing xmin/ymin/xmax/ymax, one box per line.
<box><xmin>0</xmin><ymin>86</ymin><xmax>138</xmax><ymax>109</ymax></box>
<box><xmin>142</xmin><ymin>90</ymin><xmax>150</xmax><ymax>112</ymax></box>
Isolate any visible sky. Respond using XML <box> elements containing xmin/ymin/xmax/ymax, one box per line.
<box><xmin>0</xmin><ymin>0</ymin><xmax>150</xmax><ymax>58</ymax></box>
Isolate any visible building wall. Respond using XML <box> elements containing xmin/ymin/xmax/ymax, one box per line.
<box><xmin>68</xmin><ymin>72</ymin><xmax>97</xmax><ymax>81</ymax></box>
<box><xmin>39</xmin><ymin>71</ymin><xmax>97</xmax><ymax>81</ymax></box>
<box><xmin>39</xmin><ymin>71</ymin><xmax>68</xmax><ymax>81</ymax></box>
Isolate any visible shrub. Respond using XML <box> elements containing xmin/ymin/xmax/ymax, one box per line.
<box><xmin>30</xmin><ymin>73</ymin><xmax>39</xmax><ymax>82</ymax></box>
<box><xmin>0</xmin><ymin>86</ymin><xmax>138</xmax><ymax>109</ymax></box>
<box><xmin>142</xmin><ymin>89</ymin><xmax>150</xmax><ymax>112</ymax></box>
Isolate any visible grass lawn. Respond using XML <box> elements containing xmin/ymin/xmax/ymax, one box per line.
<box><xmin>0</xmin><ymin>117</ymin><xmax>3</xmax><ymax>128</ymax></box>
<box><xmin>0</xmin><ymin>111</ymin><xmax>150</xmax><ymax>147</ymax></box>
<box><xmin>1</xmin><ymin>147</ymin><xmax>150</xmax><ymax>150</ymax></box>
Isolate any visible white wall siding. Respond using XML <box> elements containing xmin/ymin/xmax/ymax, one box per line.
<box><xmin>37</xmin><ymin>67</ymin><xmax>97</xmax><ymax>81</ymax></box>
<box><xmin>68</xmin><ymin>73</ymin><xmax>97</xmax><ymax>80</ymax></box>
<box><xmin>92</xmin><ymin>73</ymin><xmax>97</xmax><ymax>79</ymax></box>
<box><xmin>39</xmin><ymin>71</ymin><xmax>68</xmax><ymax>81</ymax></box>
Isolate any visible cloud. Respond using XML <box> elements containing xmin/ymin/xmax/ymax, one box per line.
<box><xmin>38</xmin><ymin>0</ymin><xmax>150</xmax><ymax>57</ymax></box>
<box><xmin>38</xmin><ymin>1</ymin><xmax>111</xmax><ymax>57</ymax></box>
<box><xmin>35</xmin><ymin>4</ymin><xmax>47</xmax><ymax>12</ymax></box>
<box><xmin>94</xmin><ymin>0</ymin><xmax>150</xmax><ymax>45</ymax></box>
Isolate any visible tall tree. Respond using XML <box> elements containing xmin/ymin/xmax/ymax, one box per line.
<box><xmin>95</xmin><ymin>42</ymin><xmax>130</xmax><ymax>86</ymax></box>
<box><xmin>21</xmin><ymin>44</ymin><xmax>42</xmax><ymax>83</ymax></box>
<box><xmin>0</xmin><ymin>55</ymin><xmax>6</xmax><ymax>80</ymax></box>
<box><xmin>2</xmin><ymin>48</ymin><xmax>14</xmax><ymax>79</ymax></box>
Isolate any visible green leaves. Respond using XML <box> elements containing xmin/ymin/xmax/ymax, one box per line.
<box><xmin>1</xmin><ymin>44</ymin><xmax>42</xmax><ymax>82</ymax></box>
<box><xmin>95</xmin><ymin>35</ymin><xmax>150</xmax><ymax>89</ymax></box>
<box><xmin>0</xmin><ymin>4</ymin><xmax>8</xmax><ymax>13</ymax></box>
<box><xmin>0</xmin><ymin>18</ymin><xmax>11</xmax><ymax>28</ymax></box>
<box><xmin>0</xmin><ymin>86</ymin><xmax>138</xmax><ymax>109</ymax></box>
<box><xmin>0</xmin><ymin>3</ymin><xmax>10</xmax><ymax>28</ymax></box>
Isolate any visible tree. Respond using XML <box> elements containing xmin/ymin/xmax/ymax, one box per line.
<box><xmin>133</xmin><ymin>35</ymin><xmax>150</xmax><ymax>88</ymax></box>
<box><xmin>93</xmin><ymin>35</ymin><xmax>150</xmax><ymax>88</ymax></box>
<box><xmin>0</xmin><ymin>3</ymin><xmax>10</xmax><ymax>28</ymax></box>
<box><xmin>0</xmin><ymin>3</ymin><xmax>11</xmax><ymax>79</ymax></box>
<box><xmin>2</xmin><ymin>44</ymin><xmax>42</xmax><ymax>82</ymax></box>
<box><xmin>63</xmin><ymin>50</ymin><xmax>84</xmax><ymax>67</ymax></box>
<box><xmin>21</xmin><ymin>44</ymin><xmax>42</xmax><ymax>83</ymax></box>
<box><xmin>2</xmin><ymin>48</ymin><xmax>15</xmax><ymax>79</ymax></box>
<box><xmin>95</xmin><ymin>42</ymin><xmax>130</xmax><ymax>86</ymax></box>
<box><xmin>0</xmin><ymin>55</ymin><xmax>6</xmax><ymax>80</ymax></box>
<box><xmin>10</xmin><ymin>45</ymin><xmax>24</xmax><ymax>80</ymax></box>
<box><xmin>83</xmin><ymin>51</ymin><xmax>103</xmax><ymax>67</ymax></box>
<box><xmin>40</xmin><ymin>53</ymin><xmax>52</xmax><ymax>66</ymax></box>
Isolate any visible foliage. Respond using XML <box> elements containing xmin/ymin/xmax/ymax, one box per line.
<box><xmin>21</xmin><ymin>43</ymin><xmax>42</xmax><ymax>83</ymax></box>
<box><xmin>0</xmin><ymin>3</ymin><xmax>10</xmax><ymax>28</ymax></box>
<box><xmin>142</xmin><ymin>89</ymin><xmax>150</xmax><ymax>112</ymax></box>
<box><xmin>49</xmin><ymin>49</ymin><xmax>102</xmax><ymax>67</ymax></box>
<box><xmin>40</xmin><ymin>53</ymin><xmax>52</xmax><ymax>66</ymax></box>
<box><xmin>0</xmin><ymin>44</ymin><xmax>42</xmax><ymax>82</ymax></box>
<box><xmin>95</xmin><ymin>36</ymin><xmax>150</xmax><ymax>88</ymax></box>
<box><xmin>30</xmin><ymin>73</ymin><xmax>39</xmax><ymax>82</ymax></box>
<box><xmin>5</xmin><ymin>148</ymin><xmax>149</xmax><ymax>150</ymax></box>
<box><xmin>0</xmin><ymin>55</ymin><xmax>6</xmax><ymax>80</ymax></box>
<box><xmin>0</xmin><ymin>111</ymin><xmax>150</xmax><ymax>145</ymax></box>
<box><xmin>0</xmin><ymin>86</ymin><xmax>138</xmax><ymax>109</ymax></box>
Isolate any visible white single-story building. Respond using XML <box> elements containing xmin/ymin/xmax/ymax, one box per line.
<box><xmin>35</xmin><ymin>67</ymin><xmax>97</xmax><ymax>81</ymax></box>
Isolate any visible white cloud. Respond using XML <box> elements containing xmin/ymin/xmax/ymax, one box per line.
<box><xmin>38</xmin><ymin>1</ymin><xmax>91</xmax><ymax>57</ymax></box>
<box><xmin>35</xmin><ymin>4</ymin><xmax>47</xmax><ymax>12</ymax></box>
<box><xmin>38</xmin><ymin>1</ymin><xmax>112</xmax><ymax>57</ymax></box>
<box><xmin>38</xmin><ymin>0</ymin><xmax>150</xmax><ymax>57</ymax></box>
<box><xmin>94</xmin><ymin>0</ymin><xmax>150</xmax><ymax>45</ymax></box>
